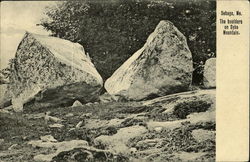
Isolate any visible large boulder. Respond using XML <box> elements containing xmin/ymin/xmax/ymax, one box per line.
<box><xmin>105</xmin><ymin>20</ymin><xmax>193</xmax><ymax>101</ymax></box>
<box><xmin>8</xmin><ymin>32</ymin><xmax>103</xmax><ymax>111</ymax></box>
<box><xmin>203</xmin><ymin>58</ymin><xmax>216</xmax><ymax>88</ymax></box>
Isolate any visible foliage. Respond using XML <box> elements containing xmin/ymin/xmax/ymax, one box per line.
<box><xmin>40</xmin><ymin>0</ymin><xmax>216</xmax><ymax>84</ymax></box>
<box><xmin>173</xmin><ymin>100</ymin><xmax>211</xmax><ymax>119</ymax></box>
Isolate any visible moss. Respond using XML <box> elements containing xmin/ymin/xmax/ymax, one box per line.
<box><xmin>173</xmin><ymin>100</ymin><xmax>211</xmax><ymax>119</ymax></box>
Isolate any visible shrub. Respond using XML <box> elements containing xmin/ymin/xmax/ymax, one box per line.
<box><xmin>39</xmin><ymin>0</ymin><xmax>216</xmax><ymax>85</ymax></box>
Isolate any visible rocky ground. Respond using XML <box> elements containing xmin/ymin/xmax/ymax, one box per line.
<box><xmin>0</xmin><ymin>89</ymin><xmax>215</xmax><ymax>162</ymax></box>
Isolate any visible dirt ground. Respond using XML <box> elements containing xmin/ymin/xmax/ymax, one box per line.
<box><xmin>0</xmin><ymin>91</ymin><xmax>215</xmax><ymax>162</ymax></box>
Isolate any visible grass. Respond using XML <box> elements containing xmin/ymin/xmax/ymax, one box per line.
<box><xmin>0</xmin><ymin>96</ymin><xmax>215</xmax><ymax>161</ymax></box>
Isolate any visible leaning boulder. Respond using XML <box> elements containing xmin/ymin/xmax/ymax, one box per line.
<box><xmin>105</xmin><ymin>20</ymin><xmax>193</xmax><ymax>101</ymax></box>
<box><xmin>203</xmin><ymin>58</ymin><xmax>216</xmax><ymax>88</ymax></box>
<box><xmin>8</xmin><ymin>32</ymin><xmax>103</xmax><ymax>111</ymax></box>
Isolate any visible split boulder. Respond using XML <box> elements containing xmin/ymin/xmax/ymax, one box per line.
<box><xmin>8</xmin><ymin>32</ymin><xmax>103</xmax><ymax>111</ymax></box>
<box><xmin>105</xmin><ymin>20</ymin><xmax>193</xmax><ymax>101</ymax></box>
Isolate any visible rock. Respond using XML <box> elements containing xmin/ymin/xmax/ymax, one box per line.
<box><xmin>8</xmin><ymin>144</ymin><xmax>18</xmax><ymax>150</ymax></box>
<box><xmin>187</xmin><ymin>110</ymin><xmax>215</xmax><ymax>124</ymax></box>
<box><xmin>99</xmin><ymin>92</ymin><xmax>115</xmax><ymax>103</ymax></box>
<box><xmin>44</xmin><ymin>112</ymin><xmax>62</xmax><ymax>123</ymax></box>
<box><xmin>75</xmin><ymin>121</ymin><xmax>83</xmax><ymax>128</ymax></box>
<box><xmin>94</xmin><ymin>125</ymin><xmax>147</xmax><ymax>153</ymax></box>
<box><xmin>49</xmin><ymin>123</ymin><xmax>64</xmax><ymax>128</ymax></box>
<box><xmin>154</xmin><ymin>127</ymin><xmax>163</xmax><ymax>132</ymax></box>
<box><xmin>85</xmin><ymin>102</ymin><xmax>93</xmax><ymax>106</ymax></box>
<box><xmin>203</xmin><ymin>58</ymin><xmax>216</xmax><ymax>88</ymax></box>
<box><xmin>7</xmin><ymin>32</ymin><xmax>103</xmax><ymax>110</ymax></box>
<box><xmin>29</xmin><ymin>139</ymin><xmax>88</xmax><ymax>149</ymax></box>
<box><xmin>105</xmin><ymin>20</ymin><xmax>193</xmax><ymax>101</ymax></box>
<box><xmin>22</xmin><ymin>136</ymin><xmax>28</xmax><ymax>141</ymax></box>
<box><xmin>147</xmin><ymin>120</ymin><xmax>186</xmax><ymax>131</ymax></box>
<box><xmin>130</xmin><ymin>147</ymin><xmax>137</xmax><ymax>153</ymax></box>
<box><xmin>28</xmin><ymin>140</ymin><xmax>89</xmax><ymax>161</ymax></box>
<box><xmin>191</xmin><ymin>129</ymin><xmax>215</xmax><ymax>142</ymax></box>
<box><xmin>40</xmin><ymin>135</ymin><xmax>57</xmax><ymax>142</ymax></box>
<box><xmin>65</xmin><ymin>113</ymin><xmax>74</xmax><ymax>117</ymax></box>
<box><xmin>174</xmin><ymin>152</ymin><xmax>206</xmax><ymax>161</ymax></box>
<box><xmin>29</xmin><ymin>139</ymin><xmax>125</xmax><ymax>161</ymax></box>
<box><xmin>0</xmin><ymin>107</ymin><xmax>13</xmax><ymax>115</ymax></box>
<box><xmin>84</xmin><ymin>118</ymin><xmax>124</xmax><ymax>129</ymax></box>
<box><xmin>143</xmin><ymin>89</ymin><xmax>215</xmax><ymax>119</ymax></box>
<box><xmin>71</xmin><ymin>100</ymin><xmax>83</xmax><ymax>107</ymax></box>
<box><xmin>68</xmin><ymin>128</ymin><xmax>76</xmax><ymax>132</ymax></box>
<box><xmin>34</xmin><ymin>145</ymin><xmax>124</xmax><ymax>162</ymax></box>
<box><xmin>26</xmin><ymin>113</ymin><xmax>44</xmax><ymax>119</ymax></box>
<box><xmin>136</xmin><ymin>139</ymin><xmax>163</xmax><ymax>149</ymax></box>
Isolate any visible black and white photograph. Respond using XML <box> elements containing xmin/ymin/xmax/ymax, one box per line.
<box><xmin>3</xmin><ymin>0</ymin><xmax>246</xmax><ymax>161</ymax></box>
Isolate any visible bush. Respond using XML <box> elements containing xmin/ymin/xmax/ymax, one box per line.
<box><xmin>173</xmin><ymin>100</ymin><xmax>211</xmax><ymax>119</ymax></box>
<box><xmin>39</xmin><ymin>0</ymin><xmax>216</xmax><ymax>85</ymax></box>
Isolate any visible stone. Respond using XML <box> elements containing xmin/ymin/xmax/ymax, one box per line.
<box><xmin>40</xmin><ymin>135</ymin><xmax>57</xmax><ymax>142</ymax></box>
<box><xmin>99</xmin><ymin>92</ymin><xmax>115</xmax><ymax>103</ymax></box>
<box><xmin>85</xmin><ymin>102</ymin><xmax>93</xmax><ymax>106</ymax></box>
<box><xmin>203</xmin><ymin>58</ymin><xmax>216</xmax><ymax>88</ymax></box>
<box><xmin>175</xmin><ymin>152</ymin><xmax>206</xmax><ymax>161</ymax></box>
<box><xmin>8</xmin><ymin>144</ymin><xmax>18</xmax><ymax>150</ymax></box>
<box><xmin>130</xmin><ymin>147</ymin><xmax>137</xmax><ymax>153</ymax></box>
<box><xmin>0</xmin><ymin>107</ymin><xmax>13</xmax><ymax>115</ymax></box>
<box><xmin>65</xmin><ymin>113</ymin><xmax>74</xmax><ymax>117</ymax></box>
<box><xmin>7</xmin><ymin>32</ymin><xmax>103</xmax><ymax>110</ymax></box>
<box><xmin>44</xmin><ymin>112</ymin><xmax>62</xmax><ymax>123</ymax></box>
<box><xmin>105</xmin><ymin>20</ymin><xmax>193</xmax><ymax>101</ymax></box>
<box><xmin>28</xmin><ymin>139</ymin><xmax>88</xmax><ymax>149</ymax></box>
<box><xmin>94</xmin><ymin>125</ymin><xmax>147</xmax><ymax>153</ymax></box>
<box><xmin>49</xmin><ymin>123</ymin><xmax>64</xmax><ymax>128</ymax></box>
<box><xmin>154</xmin><ymin>127</ymin><xmax>163</xmax><ymax>132</ymax></box>
<box><xmin>136</xmin><ymin>139</ymin><xmax>162</xmax><ymax>149</ymax></box>
<box><xmin>75</xmin><ymin>121</ymin><xmax>83</xmax><ymax>128</ymax></box>
<box><xmin>191</xmin><ymin>129</ymin><xmax>215</xmax><ymax>142</ymax></box>
<box><xmin>71</xmin><ymin>100</ymin><xmax>83</xmax><ymax>107</ymax></box>
<box><xmin>28</xmin><ymin>140</ymin><xmax>89</xmax><ymax>161</ymax></box>
<box><xmin>143</xmin><ymin>89</ymin><xmax>215</xmax><ymax>116</ymax></box>
<box><xmin>29</xmin><ymin>139</ymin><xmax>124</xmax><ymax>162</ymax></box>
<box><xmin>147</xmin><ymin>120</ymin><xmax>186</xmax><ymax>131</ymax></box>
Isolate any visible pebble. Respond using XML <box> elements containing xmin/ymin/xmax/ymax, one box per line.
<box><xmin>8</xmin><ymin>144</ymin><xmax>18</xmax><ymax>150</ymax></box>
<box><xmin>40</xmin><ymin>135</ymin><xmax>57</xmax><ymax>142</ymax></box>
<box><xmin>85</xmin><ymin>103</ymin><xmax>92</xmax><ymax>106</ymax></box>
<box><xmin>130</xmin><ymin>147</ymin><xmax>137</xmax><ymax>153</ymax></box>
<box><xmin>69</xmin><ymin>128</ymin><xmax>76</xmax><ymax>132</ymax></box>
<box><xmin>154</xmin><ymin>127</ymin><xmax>163</xmax><ymax>132</ymax></box>
<box><xmin>49</xmin><ymin>123</ymin><xmax>64</xmax><ymax>128</ymax></box>
<box><xmin>65</xmin><ymin>113</ymin><xmax>74</xmax><ymax>117</ymax></box>
<box><xmin>75</xmin><ymin>121</ymin><xmax>83</xmax><ymax>128</ymax></box>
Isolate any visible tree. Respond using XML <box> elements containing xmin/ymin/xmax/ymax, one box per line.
<box><xmin>39</xmin><ymin>0</ymin><xmax>216</xmax><ymax>85</ymax></box>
